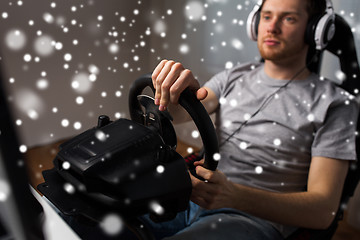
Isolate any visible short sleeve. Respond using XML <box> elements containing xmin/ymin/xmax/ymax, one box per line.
<box><xmin>204</xmin><ymin>62</ymin><xmax>262</xmax><ymax>99</ymax></box>
<box><xmin>203</xmin><ymin>69</ymin><xmax>228</xmax><ymax>100</ymax></box>
<box><xmin>312</xmin><ymin>97</ymin><xmax>359</xmax><ymax>160</ymax></box>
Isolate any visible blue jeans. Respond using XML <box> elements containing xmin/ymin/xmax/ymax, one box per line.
<box><xmin>140</xmin><ymin>202</ymin><xmax>284</xmax><ymax>240</ymax></box>
<box><xmin>58</xmin><ymin>199</ymin><xmax>283</xmax><ymax>239</ymax></box>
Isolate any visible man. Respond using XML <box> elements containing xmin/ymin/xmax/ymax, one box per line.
<box><xmin>147</xmin><ymin>0</ymin><xmax>359</xmax><ymax>239</ymax></box>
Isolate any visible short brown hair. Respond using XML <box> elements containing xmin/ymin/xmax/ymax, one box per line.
<box><xmin>261</xmin><ymin>0</ymin><xmax>327</xmax><ymax>20</ymax></box>
<box><xmin>306</xmin><ymin>0</ymin><xmax>327</xmax><ymax>21</ymax></box>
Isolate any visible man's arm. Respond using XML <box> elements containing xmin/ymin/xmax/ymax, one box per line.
<box><xmin>191</xmin><ymin>156</ymin><xmax>349</xmax><ymax>229</ymax></box>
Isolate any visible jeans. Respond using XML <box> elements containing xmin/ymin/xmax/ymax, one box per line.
<box><xmin>57</xmin><ymin>199</ymin><xmax>283</xmax><ymax>240</ymax></box>
<box><xmin>139</xmin><ymin>202</ymin><xmax>284</xmax><ymax>240</ymax></box>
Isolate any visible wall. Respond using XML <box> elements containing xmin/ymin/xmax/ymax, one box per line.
<box><xmin>0</xmin><ymin>0</ymin><xmax>154</xmax><ymax>147</ymax></box>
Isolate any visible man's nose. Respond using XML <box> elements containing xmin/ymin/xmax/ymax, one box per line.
<box><xmin>267</xmin><ymin>18</ymin><xmax>281</xmax><ymax>34</ymax></box>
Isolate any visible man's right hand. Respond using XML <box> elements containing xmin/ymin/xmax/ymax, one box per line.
<box><xmin>151</xmin><ymin>60</ymin><xmax>208</xmax><ymax>111</ymax></box>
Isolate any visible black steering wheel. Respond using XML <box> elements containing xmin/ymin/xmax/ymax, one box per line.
<box><xmin>129</xmin><ymin>73</ymin><xmax>219</xmax><ymax>171</ymax></box>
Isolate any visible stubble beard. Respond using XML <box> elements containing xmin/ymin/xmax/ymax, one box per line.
<box><xmin>258</xmin><ymin>39</ymin><xmax>308</xmax><ymax>63</ymax></box>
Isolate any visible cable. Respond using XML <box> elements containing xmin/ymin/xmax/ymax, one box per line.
<box><xmin>219</xmin><ymin>54</ymin><xmax>319</xmax><ymax>147</ymax></box>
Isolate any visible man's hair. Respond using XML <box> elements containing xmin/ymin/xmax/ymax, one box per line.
<box><xmin>261</xmin><ymin>0</ymin><xmax>327</xmax><ymax>21</ymax></box>
<box><xmin>306</xmin><ymin>0</ymin><xmax>327</xmax><ymax>21</ymax></box>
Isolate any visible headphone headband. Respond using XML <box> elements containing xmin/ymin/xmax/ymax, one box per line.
<box><xmin>246</xmin><ymin>0</ymin><xmax>335</xmax><ymax>51</ymax></box>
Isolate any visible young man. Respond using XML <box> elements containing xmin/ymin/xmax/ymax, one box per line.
<box><xmin>148</xmin><ymin>0</ymin><xmax>359</xmax><ymax>239</ymax></box>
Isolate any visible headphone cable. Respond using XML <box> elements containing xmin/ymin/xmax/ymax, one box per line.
<box><xmin>219</xmin><ymin>54</ymin><xmax>319</xmax><ymax>147</ymax></box>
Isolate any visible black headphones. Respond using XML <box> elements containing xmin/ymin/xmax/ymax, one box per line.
<box><xmin>246</xmin><ymin>0</ymin><xmax>335</xmax><ymax>51</ymax></box>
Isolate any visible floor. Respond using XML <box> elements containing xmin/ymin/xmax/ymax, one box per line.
<box><xmin>25</xmin><ymin>138</ymin><xmax>360</xmax><ymax>240</ymax></box>
<box><xmin>332</xmin><ymin>212</ymin><xmax>360</xmax><ymax>240</ymax></box>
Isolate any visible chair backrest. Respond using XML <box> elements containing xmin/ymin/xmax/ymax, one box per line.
<box><xmin>315</xmin><ymin>14</ymin><xmax>360</xmax><ymax>209</ymax></box>
<box><xmin>287</xmin><ymin>14</ymin><xmax>360</xmax><ymax>240</ymax></box>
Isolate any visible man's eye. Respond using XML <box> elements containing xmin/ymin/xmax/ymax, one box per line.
<box><xmin>284</xmin><ymin>17</ymin><xmax>295</xmax><ymax>23</ymax></box>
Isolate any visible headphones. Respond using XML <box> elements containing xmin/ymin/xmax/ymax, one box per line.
<box><xmin>246</xmin><ymin>0</ymin><xmax>336</xmax><ymax>51</ymax></box>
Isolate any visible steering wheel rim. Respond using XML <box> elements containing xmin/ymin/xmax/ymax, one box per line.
<box><xmin>129</xmin><ymin>73</ymin><xmax>219</xmax><ymax>171</ymax></box>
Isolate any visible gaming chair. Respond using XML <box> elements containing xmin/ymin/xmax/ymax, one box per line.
<box><xmin>286</xmin><ymin>14</ymin><xmax>360</xmax><ymax>240</ymax></box>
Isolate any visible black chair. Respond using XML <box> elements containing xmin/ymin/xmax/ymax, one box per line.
<box><xmin>286</xmin><ymin>14</ymin><xmax>360</xmax><ymax>240</ymax></box>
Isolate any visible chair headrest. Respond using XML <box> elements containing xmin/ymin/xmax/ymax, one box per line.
<box><xmin>307</xmin><ymin>14</ymin><xmax>360</xmax><ymax>96</ymax></box>
<box><xmin>326</xmin><ymin>14</ymin><xmax>360</xmax><ymax>95</ymax></box>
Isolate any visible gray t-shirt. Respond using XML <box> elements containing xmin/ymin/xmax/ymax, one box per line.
<box><xmin>204</xmin><ymin>62</ymin><xmax>359</xmax><ymax>235</ymax></box>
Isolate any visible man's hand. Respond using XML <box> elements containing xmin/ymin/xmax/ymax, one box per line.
<box><xmin>152</xmin><ymin>60</ymin><xmax>208</xmax><ymax>111</ymax></box>
<box><xmin>190</xmin><ymin>157</ymin><xmax>349</xmax><ymax>229</ymax></box>
<box><xmin>190</xmin><ymin>164</ymin><xmax>238</xmax><ymax>210</ymax></box>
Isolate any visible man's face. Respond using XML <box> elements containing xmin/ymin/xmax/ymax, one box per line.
<box><xmin>257</xmin><ymin>0</ymin><xmax>309</xmax><ymax>62</ymax></box>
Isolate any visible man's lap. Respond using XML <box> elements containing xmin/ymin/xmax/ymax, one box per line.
<box><xmin>140</xmin><ymin>202</ymin><xmax>284</xmax><ymax>240</ymax></box>
<box><xmin>60</xmin><ymin>200</ymin><xmax>283</xmax><ymax>239</ymax></box>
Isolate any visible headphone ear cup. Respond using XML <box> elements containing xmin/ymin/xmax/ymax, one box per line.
<box><xmin>246</xmin><ymin>3</ymin><xmax>261</xmax><ymax>41</ymax></box>
<box><xmin>315</xmin><ymin>13</ymin><xmax>335</xmax><ymax>50</ymax></box>
<box><xmin>305</xmin><ymin>2</ymin><xmax>336</xmax><ymax>51</ymax></box>
<box><xmin>305</xmin><ymin>16</ymin><xmax>320</xmax><ymax>47</ymax></box>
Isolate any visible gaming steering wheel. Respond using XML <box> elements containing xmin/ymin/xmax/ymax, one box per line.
<box><xmin>37</xmin><ymin>73</ymin><xmax>219</xmax><ymax>238</ymax></box>
<box><xmin>129</xmin><ymin>73</ymin><xmax>219</xmax><ymax>171</ymax></box>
